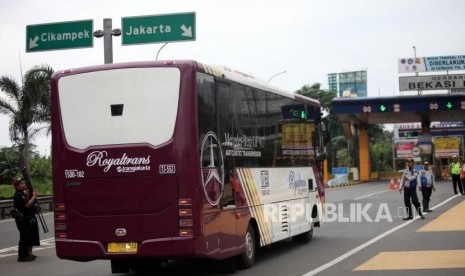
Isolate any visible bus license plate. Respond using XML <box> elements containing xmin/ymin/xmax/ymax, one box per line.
<box><xmin>107</xmin><ymin>242</ymin><xmax>138</xmax><ymax>253</ymax></box>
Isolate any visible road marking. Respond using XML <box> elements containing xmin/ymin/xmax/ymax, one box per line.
<box><xmin>0</xmin><ymin>238</ymin><xmax>55</xmax><ymax>259</ymax></box>
<box><xmin>301</xmin><ymin>194</ymin><xmax>460</xmax><ymax>276</ymax></box>
<box><xmin>418</xmin><ymin>199</ymin><xmax>465</xmax><ymax>232</ymax></box>
<box><xmin>354</xmin><ymin>250</ymin><xmax>465</xmax><ymax>270</ymax></box>
<box><xmin>354</xmin><ymin>189</ymin><xmax>391</xmax><ymax>200</ymax></box>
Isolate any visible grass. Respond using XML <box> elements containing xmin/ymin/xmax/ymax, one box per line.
<box><xmin>0</xmin><ymin>181</ymin><xmax>52</xmax><ymax>200</ymax></box>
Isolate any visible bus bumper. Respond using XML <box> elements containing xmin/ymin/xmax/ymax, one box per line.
<box><xmin>55</xmin><ymin>236</ymin><xmax>201</xmax><ymax>261</ymax></box>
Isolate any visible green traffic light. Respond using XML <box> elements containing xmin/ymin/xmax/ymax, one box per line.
<box><xmin>379</xmin><ymin>104</ymin><xmax>387</xmax><ymax>112</ymax></box>
<box><xmin>446</xmin><ymin>101</ymin><xmax>453</xmax><ymax>109</ymax></box>
<box><xmin>300</xmin><ymin>111</ymin><xmax>307</xmax><ymax>119</ymax></box>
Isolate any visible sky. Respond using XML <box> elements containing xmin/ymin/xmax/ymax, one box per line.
<box><xmin>1</xmin><ymin>0</ymin><xmax>465</xmax><ymax>156</ymax></box>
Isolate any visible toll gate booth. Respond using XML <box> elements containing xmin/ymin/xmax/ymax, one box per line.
<box><xmin>332</xmin><ymin>94</ymin><xmax>465</xmax><ymax>182</ymax></box>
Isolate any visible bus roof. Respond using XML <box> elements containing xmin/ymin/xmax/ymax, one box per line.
<box><xmin>196</xmin><ymin>61</ymin><xmax>320</xmax><ymax>107</ymax></box>
<box><xmin>52</xmin><ymin>59</ymin><xmax>320</xmax><ymax>108</ymax></box>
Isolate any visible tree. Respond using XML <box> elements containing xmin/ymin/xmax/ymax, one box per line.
<box><xmin>295</xmin><ymin>83</ymin><xmax>336</xmax><ymax>113</ymax></box>
<box><xmin>369</xmin><ymin>128</ymin><xmax>394</xmax><ymax>171</ymax></box>
<box><xmin>0</xmin><ymin>146</ymin><xmax>22</xmax><ymax>183</ymax></box>
<box><xmin>296</xmin><ymin>83</ymin><xmax>340</xmax><ymax>167</ymax></box>
<box><xmin>0</xmin><ymin>64</ymin><xmax>54</xmax><ymax>172</ymax></box>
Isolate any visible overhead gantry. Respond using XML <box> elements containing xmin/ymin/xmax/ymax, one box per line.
<box><xmin>331</xmin><ymin>93</ymin><xmax>465</xmax><ymax>182</ymax></box>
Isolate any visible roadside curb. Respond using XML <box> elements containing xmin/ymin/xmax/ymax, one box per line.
<box><xmin>326</xmin><ymin>181</ymin><xmax>362</xmax><ymax>189</ymax></box>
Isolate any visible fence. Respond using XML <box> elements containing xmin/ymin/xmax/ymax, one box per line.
<box><xmin>0</xmin><ymin>196</ymin><xmax>53</xmax><ymax>220</ymax></box>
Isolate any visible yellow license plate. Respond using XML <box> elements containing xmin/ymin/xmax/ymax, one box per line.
<box><xmin>107</xmin><ymin>242</ymin><xmax>138</xmax><ymax>253</ymax></box>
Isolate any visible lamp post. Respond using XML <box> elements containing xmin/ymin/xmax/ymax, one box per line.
<box><xmin>156</xmin><ymin>43</ymin><xmax>169</xmax><ymax>61</ymax></box>
<box><xmin>93</xmin><ymin>18</ymin><xmax>121</xmax><ymax>64</ymax></box>
<box><xmin>267</xmin><ymin>70</ymin><xmax>287</xmax><ymax>83</ymax></box>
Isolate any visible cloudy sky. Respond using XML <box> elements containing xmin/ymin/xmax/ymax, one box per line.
<box><xmin>1</xmin><ymin>0</ymin><xmax>464</xmax><ymax>155</ymax></box>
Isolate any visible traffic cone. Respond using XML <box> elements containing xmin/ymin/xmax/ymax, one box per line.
<box><xmin>396</xmin><ymin>178</ymin><xmax>401</xmax><ymax>189</ymax></box>
<box><xmin>389</xmin><ymin>178</ymin><xmax>395</xmax><ymax>190</ymax></box>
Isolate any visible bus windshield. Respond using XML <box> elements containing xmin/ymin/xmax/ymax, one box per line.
<box><xmin>58</xmin><ymin>67</ymin><xmax>180</xmax><ymax>149</ymax></box>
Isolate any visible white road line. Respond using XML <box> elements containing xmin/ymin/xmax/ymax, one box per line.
<box><xmin>354</xmin><ymin>189</ymin><xmax>391</xmax><ymax>200</ymax></box>
<box><xmin>0</xmin><ymin>238</ymin><xmax>55</xmax><ymax>259</ymax></box>
<box><xmin>301</xmin><ymin>194</ymin><xmax>460</xmax><ymax>276</ymax></box>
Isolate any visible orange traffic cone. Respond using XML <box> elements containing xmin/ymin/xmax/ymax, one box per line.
<box><xmin>389</xmin><ymin>178</ymin><xmax>395</xmax><ymax>190</ymax></box>
<box><xmin>396</xmin><ymin>178</ymin><xmax>401</xmax><ymax>189</ymax></box>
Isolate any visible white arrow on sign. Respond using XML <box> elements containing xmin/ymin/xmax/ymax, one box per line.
<box><xmin>180</xmin><ymin>25</ymin><xmax>192</xmax><ymax>37</ymax></box>
<box><xmin>29</xmin><ymin>36</ymin><xmax>39</xmax><ymax>49</ymax></box>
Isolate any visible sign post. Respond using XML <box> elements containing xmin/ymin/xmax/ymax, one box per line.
<box><xmin>26</xmin><ymin>20</ymin><xmax>93</xmax><ymax>52</ymax></box>
<box><xmin>122</xmin><ymin>12</ymin><xmax>196</xmax><ymax>45</ymax></box>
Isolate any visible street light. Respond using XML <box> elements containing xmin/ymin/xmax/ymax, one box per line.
<box><xmin>93</xmin><ymin>18</ymin><xmax>121</xmax><ymax>64</ymax></box>
<box><xmin>267</xmin><ymin>70</ymin><xmax>287</xmax><ymax>83</ymax></box>
<box><xmin>156</xmin><ymin>43</ymin><xmax>169</xmax><ymax>61</ymax></box>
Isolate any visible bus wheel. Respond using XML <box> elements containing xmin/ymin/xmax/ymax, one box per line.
<box><xmin>129</xmin><ymin>260</ymin><xmax>162</xmax><ymax>272</ymax></box>
<box><xmin>292</xmin><ymin>222</ymin><xmax>313</xmax><ymax>243</ymax></box>
<box><xmin>237</xmin><ymin>224</ymin><xmax>256</xmax><ymax>269</ymax></box>
<box><xmin>111</xmin><ymin>260</ymin><xmax>129</xmax><ymax>273</ymax></box>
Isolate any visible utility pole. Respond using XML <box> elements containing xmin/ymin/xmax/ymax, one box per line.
<box><xmin>93</xmin><ymin>18</ymin><xmax>121</xmax><ymax>64</ymax></box>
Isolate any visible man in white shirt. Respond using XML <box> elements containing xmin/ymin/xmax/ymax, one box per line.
<box><xmin>399</xmin><ymin>158</ymin><xmax>424</xmax><ymax>220</ymax></box>
<box><xmin>418</xmin><ymin>161</ymin><xmax>436</xmax><ymax>212</ymax></box>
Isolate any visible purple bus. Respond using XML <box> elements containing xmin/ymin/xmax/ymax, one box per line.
<box><xmin>51</xmin><ymin>60</ymin><xmax>328</xmax><ymax>273</ymax></box>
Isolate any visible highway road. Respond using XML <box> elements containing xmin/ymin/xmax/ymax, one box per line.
<box><xmin>1</xmin><ymin>180</ymin><xmax>464</xmax><ymax>275</ymax></box>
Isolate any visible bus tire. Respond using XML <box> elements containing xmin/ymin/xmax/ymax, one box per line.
<box><xmin>129</xmin><ymin>260</ymin><xmax>162</xmax><ymax>272</ymax></box>
<box><xmin>292</xmin><ymin>223</ymin><xmax>313</xmax><ymax>243</ymax></box>
<box><xmin>237</xmin><ymin>224</ymin><xmax>256</xmax><ymax>269</ymax></box>
<box><xmin>111</xmin><ymin>260</ymin><xmax>129</xmax><ymax>274</ymax></box>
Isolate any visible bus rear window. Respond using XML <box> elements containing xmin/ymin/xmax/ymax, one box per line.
<box><xmin>58</xmin><ymin>67</ymin><xmax>180</xmax><ymax>149</ymax></box>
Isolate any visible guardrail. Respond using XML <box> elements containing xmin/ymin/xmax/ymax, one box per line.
<box><xmin>0</xmin><ymin>196</ymin><xmax>53</xmax><ymax>220</ymax></box>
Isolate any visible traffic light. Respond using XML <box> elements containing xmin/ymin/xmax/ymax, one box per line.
<box><xmin>379</xmin><ymin>104</ymin><xmax>387</xmax><ymax>112</ymax></box>
<box><xmin>446</xmin><ymin>101</ymin><xmax>453</xmax><ymax>109</ymax></box>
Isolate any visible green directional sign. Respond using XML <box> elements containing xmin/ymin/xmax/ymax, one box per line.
<box><xmin>26</xmin><ymin>20</ymin><xmax>93</xmax><ymax>52</ymax></box>
<box><xmin>122</xmin><ymin>12</ymin><xmax>196</xmax><ymax>45</ymax></box>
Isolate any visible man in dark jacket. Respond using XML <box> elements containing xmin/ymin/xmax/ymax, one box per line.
<box><xmin>13</xmin><ymin>178</ymin><xmax>37</xmax><ymax>262</ymax></box>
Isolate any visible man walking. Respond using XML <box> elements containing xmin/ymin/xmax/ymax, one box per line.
<box><xmin>399</xmin><ymin>158</ymin><xmax>424</xmax><ymax>220</ymax></box>
<box><xmin>418</xmin><ymin>161</ymin><xmax>435</xmax><ymax>212</ymax></box>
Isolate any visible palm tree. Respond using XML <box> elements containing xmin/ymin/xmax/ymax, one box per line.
<box><xmin>0</xmin><ymin>64</ymin><xmax>54</xmax><ymax>172</ymax></box>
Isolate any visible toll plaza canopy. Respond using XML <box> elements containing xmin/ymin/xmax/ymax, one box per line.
<box><xmin>331</xmin><ymin>93</ymin><xmax>465</xmax><ymax>181</ymax></box>
<box><xmin>332</xmin><ymin>93</ymin><xmax>465</xmax><ymax>125</ymax></box>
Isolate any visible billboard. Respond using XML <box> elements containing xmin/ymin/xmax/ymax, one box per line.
<box><xmin>395</xmin><ymin>138</ymin><xmax>432</xmax><ymax>161</ymax></box>
<box><xmin>433</xmin><ymin>137</ymin><xmax>460</xmax><ymax>158</ymax></box>
<box><xmin>281</xmin><ymin>123</ymin><xmax>314</xmax><ymax>155</ymax></box>
<box><xmin>398</xmin><ymin>55</ymin><xmax>465</xmax><ymax>73</ymax></box>
<box><xmin>399</xmin><ymin>74</ymin><xmax>465</xmax><ymax>91</ymax></box>
<box><xmin>338</xmin><ymin>70</ymin><xmax>367</xmax><ymax>97</ymax></box>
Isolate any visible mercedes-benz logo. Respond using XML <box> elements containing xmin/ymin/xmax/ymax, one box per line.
<box><xmin>200</xmin><ymin>131</ymin><xmax>224</xmax><ymax>205</ymax></box>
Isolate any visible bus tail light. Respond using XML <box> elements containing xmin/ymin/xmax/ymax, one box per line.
<box><xmin>179</xmin><ymin>219</ymin><xmax>193</xmax><ymax>227</ymax></box>
<box><xmin>55</xmin><ymin>223</ymin><xmax>67</xmax><ymax>231</ymax></box>
<box><xmin>179</xmin><ymin>198</ymin><xmax>192</xmax><ymax>206</ymax></box>
<box><xmin>55</xmin><ymin>203</ymin><xmax>66</xmax><ymax>211</ymax></box>
<box><xmin>179</xmin><ymin>198</ymin><xmax>193</xmax><ymax>237</ymax></box>
<box><xmin>55</xmin><ymin>213</ymin><xmax>66</xmax><ymax>220</ymax></box>
<box><xmin>179</xmin><ymin>209</ymin><xmax>193</xmax><ymax>216</ymax></box>
<box><xmin>179</xmin><ymin>229</ymin><xmax>193</xmax><ymax>237</ymax></box>
<box><xmin>55</xmin><ymin>202</ymin><xmax>67</xmax><ymax>239</ymax></box>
